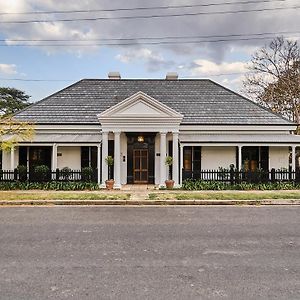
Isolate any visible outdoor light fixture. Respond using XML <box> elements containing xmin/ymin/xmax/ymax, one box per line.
<box><xmin>137</xmin><ymin>136</ymin><xmax>144</xmax><ymax>142</ymax></box>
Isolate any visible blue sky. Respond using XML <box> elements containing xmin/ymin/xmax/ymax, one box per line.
<box><xmin>0</xmin><ymin>0</ymin><xmax>299</xmax><ymax>102</ymax></box>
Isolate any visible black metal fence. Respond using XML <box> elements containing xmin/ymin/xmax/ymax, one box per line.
<box><xmin>182</xmin><ymin>168</ymin><xmax>300</xmax><ymax>184</ymax></box>
<box><xmin>0</xmin><ymin>168</ymin><xmax>99</xmax><ymax>182</ymax></box>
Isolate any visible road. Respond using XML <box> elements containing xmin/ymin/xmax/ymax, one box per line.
<box><xmin>0</xmin><ymin>206</ymin><xmax>299</xmax><ymax>300</ymax></box>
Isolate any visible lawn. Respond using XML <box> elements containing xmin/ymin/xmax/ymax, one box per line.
<box><xmin>148</xmin><ymin>191</ymin><xmax>300</xmax><ymax>201</ymax></box>
<box><xmin>0</xmin><ymin>191</ymin><xmax>131</xmax><ymax>201</ymax></box>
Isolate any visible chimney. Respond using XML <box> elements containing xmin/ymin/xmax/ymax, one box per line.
<box><xmin>108</xmin><ymin>72</ymin><xmax>121</xmax><ymax>80</ymax></box>
<box><xmin>166</xmin><ymin>72</ymin><xmax>178</xmax><ymax>80</ymax></box>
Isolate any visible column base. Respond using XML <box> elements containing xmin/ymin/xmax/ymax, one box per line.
<box><xmin>113</xmin><ymin>184</ymin><xmax>122</xmax><ymax>190</ymax></box>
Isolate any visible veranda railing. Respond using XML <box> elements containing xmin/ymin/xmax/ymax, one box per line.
<box><xmin>182</xmin><ymin>168</ymin><xmax>300</xmax><ymax>184</ymax></box>
<box><xmin>0</xmin><ymin>168</ymin><xmax>99</xmax><ymax>182</ymax></box>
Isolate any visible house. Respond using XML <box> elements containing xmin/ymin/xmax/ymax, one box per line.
<box><xmin>2</xmin><ymin>72</ymin><xmax>300</xmax><ymax>188</ymax></box>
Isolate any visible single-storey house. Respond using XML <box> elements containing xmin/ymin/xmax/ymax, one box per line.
<box><xmin>2</xmin><ymin>72</ymin><xmax>300</xmax><ymax>188</ymax></box>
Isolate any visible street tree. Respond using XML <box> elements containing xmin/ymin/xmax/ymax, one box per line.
<box><xmin>0</xmin><ymin>116</ymin><xmax>34</xmax><ymax>151</ymax></box>
<box><xmin>0</xmin><ymin>87</ymin><xmax>31</xmax><ymax>116</ymax></box>
<box><xmin>243</xmin><ymin>37</ymin><xmax>300</xmax><ymax>124</ymax></box>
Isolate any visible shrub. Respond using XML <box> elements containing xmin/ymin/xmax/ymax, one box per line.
<box><xmin>34</xmin><ymin>165</ymin><xmax>50</xmax><ymax>182</ymax></box>
<box><xmin>0</xmin><ymin>181</ymin><xmax>100</xmax><ymax>191</ymax></box>
<box><xmin>61</xmin><ymin>167</ymin><xmax>72</xmax><ymax>181</ymax></box>
<box><xmin>17</xmin><ymin>165</ymin><xmax>28</xmax><ymax>182</ymax></box>
<box><xmin>82</xmin><ymin>167</ymin><xmax>94</xmax><ymax>182</ymax></box>
<box><xmin>181</xmin><ymin>179</ymin><xmax>300</xmax><ymax>191</ymax></box>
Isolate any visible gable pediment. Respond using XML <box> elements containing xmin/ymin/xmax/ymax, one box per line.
<box><xmin>98</xmin><ymin>91</ymin><xmax>183</xmax><ymax>120</ymax></box>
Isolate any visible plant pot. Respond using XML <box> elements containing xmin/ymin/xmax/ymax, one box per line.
<box><xmin>165</xmin><ymin>179</ymin><xmax>174</xmax><ymax>189</ymax></box>
<box><xmin>105</xmin><ymin>179</ymin><xmax>115</xmax><ymax>190</ymax></box>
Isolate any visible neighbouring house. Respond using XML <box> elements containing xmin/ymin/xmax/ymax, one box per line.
<box><xmin>2</xmin><ymin>72</ymin><xmax>300</xmax><ymax>188</ymax></box>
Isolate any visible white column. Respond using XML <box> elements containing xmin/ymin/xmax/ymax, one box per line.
<box><xmin>97</xmin><ymin>144</ymin><xmax>101</xmax><ymax>184</ymax></box>
<box><xmin>10</xmin><ymin>147</ymin><xmax>15</xmax><ymax>170</ymax></box>
<box><xmin>114</xmin><ymin>131</ymin><xmax>121</xmax><ymax>189</ymax></box>
<box><xmin>238</xmin><ymin>145</ymin><xmax>242</xmax><ymax>170</ymax></box>
<box><xmin>292</xmin><ymin>145</ymin><xmax>296</xmax><ymax>171</ymax></box>
<box><xmin>172</xmin><ymin>132</ymin><xmax>179</xmax><ymax>186</ymax></box>
<box><xmin>160</xmin><ymin>132</ymin><xmax>167</xmax><ymax>187</ymax></box>
<box><xmin>180</xmin><ymin>144</ymin><xmax>184</xmax><ymax>185</ymax></box>
<box><xmin>101</xmin><ymin>131</ymin><xmax>109</xmax><ymax>185</ymax></box>
<box><xmin>51</xmin><ymin>143</ymin><xmax>57</xmax><ymax>170</ymax></box>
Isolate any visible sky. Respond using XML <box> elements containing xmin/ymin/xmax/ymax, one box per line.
<box><xmin>0</xmin><ymin>0</ymin><xmax>299</xmax><ymax>102</ymax></box>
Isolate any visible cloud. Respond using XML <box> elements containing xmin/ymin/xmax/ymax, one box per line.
<box><xmin>116</xmin><ymin>48</ymin><xmax>175</xmax><ymax>72</ymax></box>
<box><xmin>189</xmin><ymin>59</ymin><xmax>247</xmax><ymax>76</ymax></box>
<box><xmin>0</xmin><ymin>64</ymin><xmax>18</xmax><ymax>75</ymax></box>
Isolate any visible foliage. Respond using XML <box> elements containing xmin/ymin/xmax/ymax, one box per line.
<box><xmin>0</xmin><ymin>181</ymin><xmax>101</xmax><ymax>191</ymax></box>
<box><xmin>181</xmin><ymin>179</ymin><xmax>299</xmax><ymax>191</ymax></box>
<box><xmin>81</xmin><ymin>167</ymin><xmax>94</xmax><ymax>182</ymax></box>
<box><xmin>165</xmin><ymin>156</ymin><xmax>173</xmax><ymax>166</ymax></box>
<box><xmin>34</xmin><ymin>165</ymin><xmax>50</xmax><ymax>182</ymax></box>
<box><xmin>105</xmin><ymin>156</ymin><xmax>114</xmax><ymax>180</ymax></box>
<box><xmin>0</xmin><ymin>87</ymin><xmax>31</xmax><ymax>116</ymax></box>
<box><xmin>243</xmin><ymin>37</ymin><xmax>300</xmax><ymax>124</ymax></box>
<box><xmin>0</xmin><ymin>116</ymin><xmax>34</xmax><ymax>151</ymax></box>
<box><xmin>61</xmin><ymin>167</ymin><xmax>72</xmax><ymax>181</ymax></box>
<box><xmin>17</xmin><ymin>165</ymin><xmax>27</xmax><ymax>182</ymax></box>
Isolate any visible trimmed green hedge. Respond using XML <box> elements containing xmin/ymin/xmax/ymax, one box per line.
<box><xmin>0</xmin><ymin>181</ymin><xmax>101</xmax><ymax>191</ymax></box>
<box><xmin>182</xmin><ymin>179</ymin><xmax>300</xmax><ymax>191</ymax></box>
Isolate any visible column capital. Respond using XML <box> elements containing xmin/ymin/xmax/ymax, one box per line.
<box><xmin>172</xmin><ymin>131</ymin><xmax>179</xmax><ymax>135</ymax></box>
<box><xmin>101</xmin><ymin>130</ymin><xmax>109</xmax><ymax>135</ymax></box>
<box><xmin>160</xmin><ymin>131</ymin><xmax>168</xmax><ymax>135</ymax></box>
<box><xmin>113</xmin><ymin>130</ymin><xmax>121</xmax><ymax>135</ymax></box>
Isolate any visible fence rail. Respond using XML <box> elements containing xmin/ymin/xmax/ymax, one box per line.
<box><xmin>0</xmin><ymin>168</ymin><xmax>98</xmax><ymax>183</ymax></box>
<box><xmin>182</xmin><ymin>168</ymin><xmax>300</xmax><ymax>184</ymax></box>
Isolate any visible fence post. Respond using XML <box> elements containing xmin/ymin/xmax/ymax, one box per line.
<box><xmin>55</xmin><ymin>168</ymin><xmax>59</xmax><ymax>181</ymax></box>
<box><xmin>14</xmin><ymin>168</ymin><xmax>18</xmax><ymax>181</ymax></box>
<box><xmin>271</xmin><ymin>168</ymin><xmax>275</xmax><ymax>183</ymax></box>
<box><xmin>230</xmin><ymin>166</ymin><xmax>234</xmax><ymax>185</ymax></box>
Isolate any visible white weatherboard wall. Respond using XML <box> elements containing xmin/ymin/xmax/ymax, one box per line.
<box><xmin>201</xmin><ymin>146</ymin><xmax>236</xmax><ymax>169</ymax></box>
<box><xmin>269</xmin><ymin>146</ymin><xmax>289</xmax><ymax>170</ymax></box>
<box><xmin>57</xmin><ymin>146</ymin><xmax>81</xmax><ymax>170</ymax></box>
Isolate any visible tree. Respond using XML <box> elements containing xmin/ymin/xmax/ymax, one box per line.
<box><xmin>0</xmin><ymin>87</ymin><xmax>31</xmax><ymax>116</ymax></box>
<box><xmin>0</xmin><ymin>116</ymin><xmax>34</xmax><ymax>151</ymax></box>
<box><xmin>243</xmin><ymin>37</ymin><xmax>300</xmax><ymax>124</ymax></box>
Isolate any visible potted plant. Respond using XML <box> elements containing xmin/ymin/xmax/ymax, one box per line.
<box><xmin>105</xmin><ymin>155</ymin><xmax>114</xmax><ymax>190</ymax></box>
<box><xmin>165</xmin><ymin>156</ymin><xmax>174</xmax><ymax>189</ymax></box>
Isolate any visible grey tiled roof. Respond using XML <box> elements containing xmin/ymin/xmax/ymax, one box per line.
<box><xmin>14</xmin><ymin>79</ymin><xmax>293</xmax><ymax>125</ymax></box>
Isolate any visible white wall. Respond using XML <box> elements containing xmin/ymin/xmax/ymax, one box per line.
<box><xmin>57</xmin><ymin>146</ymin><xmax>81</xmax><ymax>170</ymax></box>
<box><xmin>120</xmin><ymin>133</ymin><xmax>127</xmax><ymax>184</ymax></box>
<box><xmin>1</xmin><ymin>147</ymin><xmax>19</xmax><ymax>169</ymax></box>
<box><xmin>269</xmin><ymin>146</ymin><xmax>289</xmax><ymax>170</ymax></box>
<box><xmin>201</xmin><ymin>146</ymin><xmax>236</xmax><ymax>170</ymax></box>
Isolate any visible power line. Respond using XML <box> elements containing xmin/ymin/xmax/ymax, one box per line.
<box><xmin>1</xmin><ymin>35</ymin><xmax>298</xmax><ymax>47</ymax></box>
<box><xmin>0</xmin><ymin>72</ymin><xmax>248</xmax><ymax>82</ymax></box>
<box><xmin>0</xmin><ymin>0</ymin><xmax>288</xmax><ymax>15</ymax></box>
<box><xmin>1</xmin><ymin>30</ymin><xmax>299</xmax><ymax>43</ymax></box>
<box><xmin>0</xmin><ymin>5</ymin><xmax>298</xmax><ymax>24</ymax></box>
<box><xmin>0</xmin><ymin>78</ymin><xmax>75</xmax><ymax>82</ymax></box>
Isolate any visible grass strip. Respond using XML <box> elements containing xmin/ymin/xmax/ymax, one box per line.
<box><xmin>149</xmin><ymin>191</ymin><xmax>300</xmax><ymax>201</ymax></box>
<box><xmin>0</xmin><ymin>192</ymin><xmax>131</xmax><ymax>201</ymax></box>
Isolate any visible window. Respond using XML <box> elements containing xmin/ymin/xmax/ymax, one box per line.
<box><xmin>183</xmin><ymin>146</ymin><xmax>201</xmax><ymax>179</ymax></box>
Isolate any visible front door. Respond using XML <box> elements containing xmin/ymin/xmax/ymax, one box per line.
<box><xmin>133</xmin><ymin>149</ymin><xmax>148</xmax><ymax>183</ymax></box>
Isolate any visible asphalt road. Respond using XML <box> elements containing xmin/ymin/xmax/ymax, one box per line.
<box><xmin>0</xmin><ymin>206</ymin><xmax>299</xmax><ymax>300</ymax></box>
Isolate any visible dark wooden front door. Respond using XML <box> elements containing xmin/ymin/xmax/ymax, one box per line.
<box><xmin>133</xmin><ymin>149</ymin><xmax>148</xmax><ymax>183</ymax></box>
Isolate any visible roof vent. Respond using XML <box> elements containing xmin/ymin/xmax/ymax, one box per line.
<box><xmin>108</xmin><ymin>72</ymin><xmax>121</xmax><ymax>80</ymax></box>
<box><xmin>166</xmin><ymin>72</ymin><xmax>178</xmax><ymax>80</ymax></box>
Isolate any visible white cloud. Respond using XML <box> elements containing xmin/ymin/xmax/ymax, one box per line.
<box><xmin>189</xmin><ymin>59</ymin><xmax>247</xmax><ymax>76</ymax></box>
<box><xmin>116</xmin><ymin>48</ymin><xmax>175</xmax><ymax>72</ymax></box>
<box><xmin>0</xmin><ymin>64</ymin><xmax>18</xmax><ymax>75</ymax></box>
